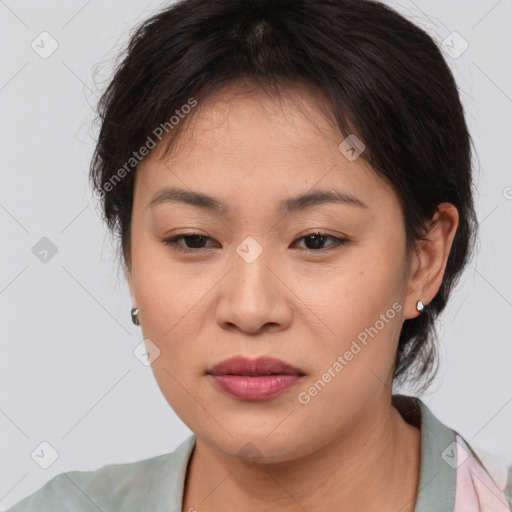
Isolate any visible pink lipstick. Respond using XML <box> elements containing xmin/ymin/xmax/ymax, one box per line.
<box><xmin>207</xmin><ymin>356</ymin><xmax>305</xmax><ymax>401</ymax></box>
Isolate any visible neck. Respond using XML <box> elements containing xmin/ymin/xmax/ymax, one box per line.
<box><xmin>182</xmin><ymin>398</ymin><xmax>421</xmax><ymax>512</ymax></box>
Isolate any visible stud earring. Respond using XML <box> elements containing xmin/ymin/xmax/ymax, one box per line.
<box><xmin>131</xmin><ymin>307</ymin><xmax>140</xmax><ymax>325</ymax></box>
<box><xmin>416</xmin><ymin>300</ymin><xmax>424</xmax><ymax>313</ymax></box>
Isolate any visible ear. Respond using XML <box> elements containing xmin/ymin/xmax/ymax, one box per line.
<box><xmin>403</xmin><ymin>202</ymin><xmax>459</xmax><ymax>320</ymax></box>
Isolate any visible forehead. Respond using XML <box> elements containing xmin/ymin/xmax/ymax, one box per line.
<box><xmin>149</xmin><ymin>81</ymin><xmax>344</xmax><ymax>161</ymax></box>
<box><xmin>134</xmin><ymin>82</ymin><xmax>396</xmax><ymax>212</ymax></box>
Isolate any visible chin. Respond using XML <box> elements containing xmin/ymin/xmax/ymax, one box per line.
<box><xmin>197</xmin><ymin>425</ymin><xmax>313</xmax><ymax>465</ymax></box>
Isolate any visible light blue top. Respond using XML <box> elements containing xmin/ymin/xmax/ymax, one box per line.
<box><xmin>5</xmin><ymin>395</ymin><xmax>512</xmax><ymax>511</ymax></box>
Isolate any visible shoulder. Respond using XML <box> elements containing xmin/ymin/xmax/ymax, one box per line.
<box><xmin>4</xmin><ymin>454</ymin><xmax>171</xmax><ymax>512</ymax></box>
<box><xmin>4</xmin><ymin>435</ymin><xmax>196</xmax><ymax>512</ymax></box>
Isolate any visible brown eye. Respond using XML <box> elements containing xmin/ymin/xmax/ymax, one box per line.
<box><xmin>163</xmin><ymin>234</ymin><xmax>219</xmax><ymax>252</ymax></box>
<box><xmin>292</xmin><ymin>233</ymin><xmax>350</xmax><ymax>252</ymax></box>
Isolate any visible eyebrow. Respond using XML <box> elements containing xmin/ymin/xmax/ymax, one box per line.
<box><xmin>147</xmin><ymin>186</ymin><xmax>368</xmax><ymax>215</ymax></box>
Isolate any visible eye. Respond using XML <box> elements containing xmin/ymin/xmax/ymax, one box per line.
<box><xmin>163</xmin><ymin>233</ymin><xmax>219</xmax><ymax>253</ymax></box>
<box><xmin>163</xmin><ymin>232</ymin><xmax>350</xmax><ymax>253</ymax></box>
<box><xmin>291</xmin><ymin>232</ymin><xmax>350</xmax><ymax>252</ymax></box>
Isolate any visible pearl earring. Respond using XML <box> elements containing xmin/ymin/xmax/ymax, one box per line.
<box><xmin>416</xmin><ymin>300</ymin><xmax>424</xmax><ymax>313</ymax></box>
<box><xmin>131</xmin><ymin>307</ymin><xmax>140</xmax><ymax>325</ymax></box>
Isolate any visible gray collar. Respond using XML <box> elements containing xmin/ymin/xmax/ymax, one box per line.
<box><xmin>393</xmin><ymin>395</ymin><xmax>457</xmax><ymax>511</ymax></box>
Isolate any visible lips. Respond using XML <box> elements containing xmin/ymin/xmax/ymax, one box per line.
<box><xmin>207</xmin><ymin>356</ymin><xmax>305</xmax><ymax>377</ymax></box>
<box><xmin>207</xmin><ymin>356</ymin><xmax>305</xmax><ymax>401</ymax></box>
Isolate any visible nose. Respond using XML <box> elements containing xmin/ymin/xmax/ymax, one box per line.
<box><xmin>215</xmin><ymin>244</ymin><xmax>293</xmax><ymax>335</ymax></box>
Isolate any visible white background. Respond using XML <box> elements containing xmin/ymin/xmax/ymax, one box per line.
<box><xmin>1</xmin><ymin>0</ymin><xmax>511</xmax><ymax>509</ymax></box>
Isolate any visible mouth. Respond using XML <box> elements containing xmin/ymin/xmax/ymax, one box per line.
<box><xmin>207</xmin><ymin>356</ymin><xmax>306</xmax><ymax>401</ymax></box>
<box><xmin>207</xmin><ymin>355</ymin><xmax>306</xmax><ymax>377</ymax></box>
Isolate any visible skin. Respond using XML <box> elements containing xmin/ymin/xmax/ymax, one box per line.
<box><xmin>125</xmin><ymin>80</ymin><xmax>459</xmax><ymax>512</ymax></box>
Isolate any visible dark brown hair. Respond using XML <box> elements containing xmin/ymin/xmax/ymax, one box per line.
<box><xmin>89</xmin><ymin>0</ymin><xmax>477</xmax><ymax>391</ymax></box>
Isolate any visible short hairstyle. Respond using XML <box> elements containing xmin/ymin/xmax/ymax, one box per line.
<box><xmin>89</xmin><ymin>0</ymin><xmax>477</xmax><ymax>391</ymax></box>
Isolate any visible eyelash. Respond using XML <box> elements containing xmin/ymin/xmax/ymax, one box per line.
<box><xmin>162</xmin><ymin>232</ymin><xmax>350</xmax><ymax>254</ymax></box>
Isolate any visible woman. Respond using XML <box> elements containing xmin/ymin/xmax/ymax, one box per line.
<box><xmin>7</xmin><ymin>0</ymin><xmax>511</xmax><ymax>510</ymax></box>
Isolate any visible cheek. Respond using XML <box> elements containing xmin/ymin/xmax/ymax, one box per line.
<box><xmin>132</xmin><ymin>268</ymin><xmax>220</xmax><ymax>400</ymax></box>
<box><xmin>309</xmin><ymin>250</ymin><xmax>404</xmax><ymax>328</ymax></box>
<box><xmin>298</xmin><ymin>245</ymin><xmax>406</xmax><ymax>380</ymax></box>
<box><xmin>131</xmin><ymin>237</ymin><xmax>208</xmax><ymax>329</ymax></box>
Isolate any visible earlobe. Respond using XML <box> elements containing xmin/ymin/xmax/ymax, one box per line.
<box><xmin>404</xmin><ymin>202</ymin><xmax>459</xmax><ymax>319</ymax></box>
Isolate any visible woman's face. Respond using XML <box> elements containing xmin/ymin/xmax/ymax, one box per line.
<box><xmin>126</xmin><ymin>82</ymin><xmax>420</xmax><ymax>462</ymax></box>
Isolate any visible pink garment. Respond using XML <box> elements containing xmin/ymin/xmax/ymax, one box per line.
<box><xmin>454</xmin><ymin>435</ymin><xmax>510</xmax><ymax>511</ymax></box>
